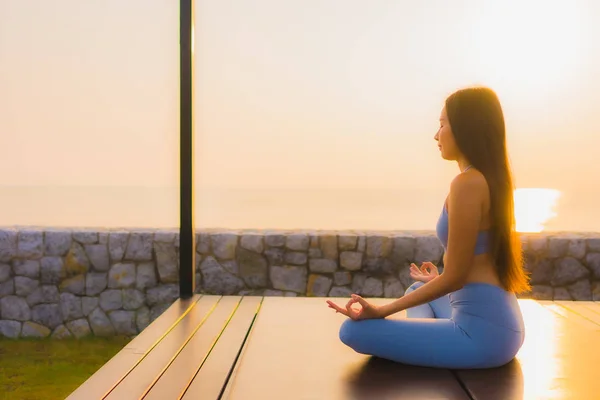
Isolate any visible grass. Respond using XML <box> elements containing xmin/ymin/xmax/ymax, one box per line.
<box><xmin>0</xmin><ymin>336</ymin><xmax>131</xmax><ymax>400</ymax></box>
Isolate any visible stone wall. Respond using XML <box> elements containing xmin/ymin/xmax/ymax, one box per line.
<box><xmin>0</xmin><ymin>228</ymin><xmax>599</xmax><ymax>339</ymax></box>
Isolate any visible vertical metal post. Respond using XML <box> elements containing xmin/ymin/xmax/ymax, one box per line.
<box><xmin>179</xmin><ymin>0</ymin><xmax>195</xmax><ymax>298</ymax></box>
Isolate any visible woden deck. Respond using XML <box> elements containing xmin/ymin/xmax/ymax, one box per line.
<box><xmin>67</xmin><ymin>295</ymin><xmax>600</xmax><ymax>400</ymax></box>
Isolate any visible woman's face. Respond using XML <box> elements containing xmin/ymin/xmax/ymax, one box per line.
<box><xmin>434</xmin><ymin>106</ymin><xmax>460</xmax><ymax>161</ymax></box>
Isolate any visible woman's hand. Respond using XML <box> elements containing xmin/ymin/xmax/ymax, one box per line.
<box><xmin>409</xmin><ymin>261</ymin><xmax>439</xmax><ymax>283</ymax></box>
<box><xmin>326</xmin><ymin>294</ymin><xmax>384</xmax><ymax>320</ymax></box>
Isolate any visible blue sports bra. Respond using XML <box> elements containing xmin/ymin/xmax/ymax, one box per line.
<box><xmin>436</xmin><ymin>202</ymin><xmax>490</xmax><ymax>255</ymax></box>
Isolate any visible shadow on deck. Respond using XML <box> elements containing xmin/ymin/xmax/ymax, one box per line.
<box><xmin>67</xmin><ymin>296</ymin><xmax>600</xmax><ymax>400</ymax></box>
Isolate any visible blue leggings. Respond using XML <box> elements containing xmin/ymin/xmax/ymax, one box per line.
<box><xmin>339</xmin><ymin>281</ymin><xmax>525</xmax><ymax>369</ymax></box>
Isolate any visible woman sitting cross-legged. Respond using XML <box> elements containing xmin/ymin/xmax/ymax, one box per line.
<box><xmin>326</xmin><ymin>86</ymin><xmax>530</xmax><ymax>370</ymax></box>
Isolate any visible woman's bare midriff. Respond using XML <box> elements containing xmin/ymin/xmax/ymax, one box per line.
<box><xmin>442</xmin><ymin>252</ymin><xmax>504</xmax><ymax>289</ymax></box>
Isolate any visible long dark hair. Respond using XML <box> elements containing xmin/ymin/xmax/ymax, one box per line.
<box><xmin>445</xmin><ymin>87</ymin><xmax>530</xmax><ymax>293</ymax></box>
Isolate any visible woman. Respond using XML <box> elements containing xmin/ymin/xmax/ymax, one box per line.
<box><xmin>326</xmin><ymin>86</ymin><xmax>530</xmax><ymax>369</ymax></box>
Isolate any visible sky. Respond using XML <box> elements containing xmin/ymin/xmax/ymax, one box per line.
<box><xmin>1</xmin><ymin>0</ymin><xmax>599</xmax><ymax>232</ymax></box>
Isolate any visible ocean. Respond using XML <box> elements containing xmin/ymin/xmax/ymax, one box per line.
<box><xmin>0</xmin><ymin>185</ymin><xmax>598</xmax><ymax>233</ymax></box>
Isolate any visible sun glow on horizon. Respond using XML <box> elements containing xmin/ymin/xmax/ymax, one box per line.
<box><xmin>514</xmin><ymin>188</ymin><xmax>561</xmax><ymax>233</ymax></box>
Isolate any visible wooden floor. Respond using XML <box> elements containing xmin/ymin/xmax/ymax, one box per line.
<box><xmin>67</xmin><ymin>296</ymin><xmax>600</xmax><ymax>400</ymax></box>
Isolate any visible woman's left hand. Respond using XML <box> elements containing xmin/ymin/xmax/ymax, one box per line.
<box><xmin>326</xmin><ymin>294</ymin><xmax>384</xmax><ymax>320</ymax></box>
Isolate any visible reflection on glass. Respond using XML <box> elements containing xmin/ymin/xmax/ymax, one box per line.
<box><xmin>0</xmin><ymin>1</ymin><xmax>179</xmax><ymax>229</ymax></box>
<box><xmin>192</xmin><ymin>0</ymin><xmax>599</xmax><ymax>233</ymax></box>
<box><xmin>517</xmin><ymin>300</ymin><xmax>561</xmax><ymax>399</ymax></box>
<box><xmin>471</xmin><ymin>0</ymin><xmax>584</xmax><ymax>93</ymax></box>
<box><xmin>514</xmin><ymin>188</ymin><xmax>561</xmax><ymax>233</ymax></box>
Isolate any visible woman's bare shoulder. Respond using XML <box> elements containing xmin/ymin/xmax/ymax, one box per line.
<box><xmin>449</xmin><ymin>169</ymin><xmax>488</xmax><ymax>204</ymax></box>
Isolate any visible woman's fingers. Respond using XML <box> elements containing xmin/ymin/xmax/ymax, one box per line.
<box><xmin>410</xmin><ymin>264</ymin><xmax>423</xmax><ymax>276</ymax></box>
<box><xmin>422</xmin><ymin>261</ymin><xmax>437</xmax><ymax>271</ymax></box>
<box><xmin>326</xmin><ymin>300</ymin><xmax>348</xmax><ymax>316</ymax></box>
<box><xmin>412</xmin><ymin>263</ymin><xmax>432</xmax><ymax>276</ymax></box>
<box><xmin>410</xmin><ymin>272</ymin><xmax>426</xmax><ymax>282</ymax></box>
<box><xmin>326</xmin><ymin>298</ymin><xmax>368</xmax><ymax>320</ymax></box>
<box><xmin>345</xmin><ymin>298</ymin><xmax>358</xmax><ymax>313</ymax></box>
<box><xmin>347</xmin><ymin>296</ymin><xmax>366</xmax><ymax>320</ymax></box>
<box><xmin>351</xmin><ymin>294</ymin><xmax>369</xmax><ymax>308</ymax></box>
<box><xmin>420</xmin><ymin>262</ymin><xmax>439</xmax><ymax>276</ymax></box>
<box><xmin>347</xmin><ymin>307</ymin><xmax>360</xmax><ymax>320</ymax></box>
<box><xmin>346</xmin><ymin>299</ymin><xmax>355</xmax><ymax>315</ymax></box>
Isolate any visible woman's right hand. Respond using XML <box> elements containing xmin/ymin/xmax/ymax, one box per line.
<box><xmin>409</xmin><ymin>262</ymin><xmax>439</xmax><ymax>283</ymax></box>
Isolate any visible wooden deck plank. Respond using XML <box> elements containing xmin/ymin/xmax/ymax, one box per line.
<box><xmin>539</xmin><ymin>300</ymin><xmax>600</xmax><ymax>331</ymax></box>
<box><xmin>66</xmin><ymin>349</ymin><xmax>142</xmax><ymax>400</ymax></box>
<box><xmin>217</xmin><ymin>298</ymin><xmax>264</xmax><ymax>400</ymax></box>
<box><xmin>66</xmin><ymin>295</ymin><xmax>201</xmax><ymax>400</ymax></box>
<box><xmin>579</xmin><ymin>301</ymin><xmax>600</xmax><ymax>316</ymax></box>
<box><xmin>142</xmin><ymin>296</ymin><xmax>243</xmax><ymax>400</ymax></box>
<box><xmin>104</xmin><ymin>295</ymin><xmax>221</xmax><ymax>400</ymax></box>
<box><xmin>456</xmin><ymin>299</ymin><xmax>600</xmax><ymax>400</ymax></box>
<box><xmin>181</xmin><ymin>296</ymin><xmax>262</xmax><ymax>400</ymax></box>
<box><xmin>554</xmin><ymin>301</ymin><xmax>600</xmax><ymax>327</ymax></box>
<box><xmin>221</xmin><ymin>297</ymin><xmax>469</xmax><ymax>400</ymax></box>
<box><xmin>124</xmin><ymin>295</ymin><xmax>202</xmax><ymax>354</ymax></box>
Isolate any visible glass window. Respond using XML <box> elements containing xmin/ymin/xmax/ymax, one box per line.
<box><xmin>0</xmin><ymin>1</ymin><xmax>179</xmax><ymax>228</ymax></box>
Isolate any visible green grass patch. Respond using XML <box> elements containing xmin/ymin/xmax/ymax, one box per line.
<box><xmin>0</xmin><ymin>336</ymin><xmax>131</xmax><ymax>400</ymax></box>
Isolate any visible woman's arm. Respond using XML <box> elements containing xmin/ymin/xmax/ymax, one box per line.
<box><xmin>379</xmin><ymin>172</ymin><xmax>486</xmax><ymax>318</ymax></box>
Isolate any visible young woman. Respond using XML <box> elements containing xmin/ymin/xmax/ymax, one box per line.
<box><xmin>326</xmin><ymin>86</ymin><xmax>530</xmax><ymax>369</ymax></box>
